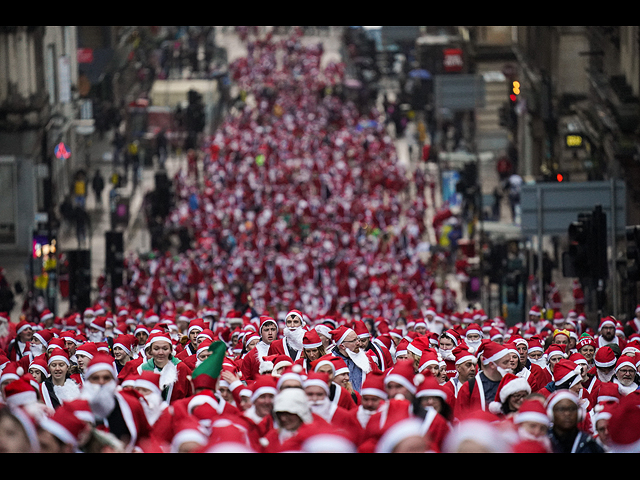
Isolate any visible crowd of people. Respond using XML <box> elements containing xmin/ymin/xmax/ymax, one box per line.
<box><xmin>1</xmin><ymin>29</ymin><xmax>640</xmax><ymax>454</ymax></box>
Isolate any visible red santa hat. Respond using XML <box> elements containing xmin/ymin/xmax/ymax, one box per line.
<box><xmin>353</xmin><ymin>320</ymin><xmax>371</xmax><ymax>338</ymax></box>
<box><xmin>15</xmin><ymin>320</ymin><xmax>32</xmax><ymax>336</ymax></box>
<box><xmin>594</xmin><ymin>346</ymin><xmax>617</xmax><ymax>368</ymax></box>
<box><xmin>384</xmin><ymin>359</ymin><xmax>417</xmax><ymax>397</ymax></box>
<box><xmin>545</xmin><ymin>390</ymin><xmax>582</xmax><ymax>420</ymax></box>
<box><xmin>417</xmin><ymin>350</ymin><xmax>439</xmax><ymax>374</ymax></box>
<box><xmin>360</xmin><ymin>372</ymin><xmax>388</xmax><ymax>400</ymax></box>
<box><xmin>302</xmin><ymin>329</ymin><xmax>323</xmax><ymax>350</ymax></box>
<box><xmin>545</xmin><ymin>344</ymin><xmax>566</xmax><ymax>362</ymax></box>
<box><xmin>415</xmin><ymin>372</ymin><xmax>448</xmax><ymax>403</ymax></box>
<box><xmin>513</xmin><ymin>398</ymin><xmax>550</xmax><ymax>427</ymax></box>
<box><xmin>529</xmin><ymin>305</ymin><xmax>542</xmax><ymax>317</ymax></box>
<box><xmin>4</xmin><ymin>377</ymin><xmax>38</xmax><ymax>407</ymax></box>
<box><xmin>487</xmin><ymin>372</ymin><xmax>531</xmax><ymax>414</ymax></box>
<box><xmin>38</xmin><ymin>403</ymin><xmax>90</xmax><ymax>449</ymax></box>
<box><xmin>452</xmin><ymin>344</ymin><xmax>477</xmax><ymax>366</ymax></box>
<box><xmin>188</xmin><ymin>318</ymin><xmax>206</xmax><ymax>336</ymax></box>
<box><xmin>89</xmin><ymin>316</ymin><xmax>107</xmax><ymax>332</ymax></box>
<box><xmin>329</xmin><ymin>326</ymin><xmax>355</xmax><ymax>347</ymax></box>
<box><xmin>113</xmin><ymin>335</ymin><xmax>136</xmax><ymax>357</ymax></box>
<box><xmin>303</xmin><ymin>371</ymin><xmax>331</xmax><ymax>396</ymax></box>
<box><xmin>464</xmin><ymin>323</ymin><xmax>483</xmax><ymax>338</ymax></box>
<box><xmin>477</xmin><ymin>340</ymin><xmax>509</xmax><ymax>365</ymax></box>
<box><xmin>608</xmin><ymin>392</ymin><xmax>640</xmax><ymax>452</ymax></box>
<box><xmin>552</xmin><ymin>359</ymin><xmax>582</xmax><ymax>388</ymax></box>
<box><xmin>39</xmin><ymin>309</ymin><xmax>54</xmax><ymax>324</ymax></box>
<box><xmin>596</xmin><ymin>382</ymin><xmax>622</xmax><ymax>404</ymax></box>
<box><xmin>251</xmin><ymin>375</ymin><xmax>279</xmax><ymax>403</ymax></box>
<box><xmin>394</xmin><ymin>338</ymin><xmax>410</xmax><ymax>359</ymax></box>
<box><xmin>84</xmin><ymin>352</ymin><xmax>118</xmax><ymax>380</ymax></box>
<box><xmin>406</xmin><ymin>336</ymin><xmax>431</xmax><ymax>358</ymax></box>
<box><xmin>135</xmin><ymin>371</ymin><xmax>163</xmax><ymax>398</ymax></box>
<box><xmin>32</xmin><ymin>329</ymin><xmax>54</xmax><ymax>349</ymax></box>
<box><xmin>75</xmin><ymin>342</ymin><xmax>98</xmax><ymax>360</ymax></box>
<box><xmin>615</xmin><ymin>354</ymin><xmax>638</xmax><ymax>374</ymax></box>
<box><xmin>286</xmin><ymin>309</ymin><xmax>305</xmax><ymax>325</ymax></box>
<box><xmin>599</xmin><ymin>316</ymin><xmax>616</xmax><ymax>331</ymax></box>
<box><xmin>47</xmin><ymin>349</ymin><xmax>70</xmax><ymax>367</ymax></box>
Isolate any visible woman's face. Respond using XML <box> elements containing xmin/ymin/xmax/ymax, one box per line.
<box><xmin>113</xmin><ymin>346</ymin><xmax>129</xmax><ymax>362</ymax></box>
<box><xmin>507</xmin><ymin>391</ymin><xmax>528</xmax><ymax>412</ymax></box>
<box><xmin>150</xmin><ymin>342</ymin><xmax>172</xmax><ymax>367</ymax></box>
<box><xmin>28</xmin><ymin>368</ymin><xmax>45</xmax><ymax>383</ymax></box>
<box><xmin>579</xmin><ymin>345</ymin><xmax>595</xmax><ymax>362</ymax></box>
<box><xmin>49</xmin><ymin>360</ymin><xmax>68</xmax><ymax>382</ymax></box>
<box><xmin>305</xmin><ymin>347</ymin><xmax>321</xmax><ymax>362</ymax></box>
<box><xmin>0</xmin><ymin>413</ymin><xmax>33</xmax><ymax>453</ymax></box>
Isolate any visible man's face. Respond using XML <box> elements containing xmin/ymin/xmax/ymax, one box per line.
<box><xmin>456</xmin><ymin>360</ymin><xmax>476</xmax><ymax>381</ymax></box>
<box><xmin>519</xmin><ymin>420</ymin><xmax>548</xmax><ymax>439</ymax></box>
<box><xmin>496</xmin><ymin>355</ymin><xmax>513</xmax><ymax>371</ymax></box>
<box><xmin>361</xmin><ymin>395</ymin><xmax>382</xmax><ymax>412</ymax></box>
<box><xmin>305</xmin><ymin>385</ymin><xmax>327</xmax><ymax>403</ymax></box>
<box><xmin>357</xmin><ymin>336</ymin><xmax>370</xmax><ymax>351</ymax></box>
<box><xmin>528</xmin><ymin>350</ymin><xmax>543</xmax><ymax>361</ymax></box>
<box><xmin>87</xmin><ymin>370</ymin><xmax>115</xmax><ymax>386</ymax></box>
<box><xmin>552</xmin><ymin>399</ymin><xmax>579</xmax><ymax>431</ymax></box>
<box><xmin>554</xmin><ymin>334</ymin><xmax>569</xmax><ymax>346</ymax></box>
<box><xmin>386</xmin><ymin>381</ymin><xmax>411</xmax><ymax>400</ymax></box>
<box><xmin>600</xmin><ymin>325</ymin><xmax>616</xmax><ymax>342</ymax></box>
<box><xmin>596</xmin><ymin>418</ymin><xmax>611</xmax><ymax>446</ymax></box>
<box><xmin>286</xmin><ymin>315</ymin><xmax>302</xmax><ymax>330</ymax></box>
<box><xmin>276</xmin><ymin>411</ymin><xmax>302</xmax><ymax>432</ymax></box>
<box><xmin>254</xmin><ymin>393</ymin><xmax>274</xmax><ymax>418</ymax></box>
<box><xmin>189</xmin><ymin>329</ymin><xmax>202</xmax><ymax>345</ymax></box>
<box><xmin>261</xmin><ymin>324</ymin><xmax>277</xmax><ymax>344</ymax></box>
<box><xmin>415</xmin><ymin>325</ymin><xmax>427</xmax><ymax>335</ymax></box>
<box><xmin>136</xmin><ymin>332</ymin><xmax>149</xmax><ymax>345</ymax></box>
<box><xmin>439</xmin><ymin>337</ymin><xmax>455</xmax><ymax>351</ymax></box>
<box><xmin>64</xmin><ymin>341</ymin><xmax>77</xmax><ymax>356</ymax></box>
<box><xmin>616</xmin><ymin>366</ymin><xmax>637</xmax><ymax>386</ymax></box>
<box><xmin>516</xmin><ymin>344</ymin><xmax>528</xmax><ymax>364</ymax></box>
<box><xmin>340</xmin><ymin>332</ymin><xmax>360</xmax><ymax>354</ymax></box>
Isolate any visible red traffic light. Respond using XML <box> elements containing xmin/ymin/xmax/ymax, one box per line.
<box><xmin>557</xmin><ymin>173</ymin><xmax>564</xmax><ymax>182</ymax></box>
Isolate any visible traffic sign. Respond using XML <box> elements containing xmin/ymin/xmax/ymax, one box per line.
<box><xmin>54</xmin><ymin>142</ymin><xmax>71</xmax><ymax>160</ymax></box>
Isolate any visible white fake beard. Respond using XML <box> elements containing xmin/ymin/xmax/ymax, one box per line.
<box><xmin>81</xmin><ymin>380</ymin><xmax>117</xmax><ymax>420</ymax></box>
<box><xmin>530</xmin><ymin>357</ymin><xmax>547</xmax><ymax>369</ymax></box>
<box><xmin>141</xmin><ymin>392</ymin><xmax>165</xmax><ymax>425</ymax></box>
<box><xmin>30</xmin><ymin>344</ymin><xmax>44</xmax><ymax>357</ymax></box>
<box><xmin>0</xmin><ymin>321</ymin><xmax>9</xmax><ymax>338</ymax></box>
<box><xmin>345</xmin><ymin>347</ymin><xmax>372</xmax><ymax>374</ymax></box>
<box><xmin>439</xmin><ymin>348</ymin><xmax>455</xmax><ymax>362</ymax></box>
<box><xmin>466</xmin><ymin>340</ymin><xmax>481</xmax><ymax>353</ymax></box>
<box><xmin>88</xmin><ymin>331</ymin><xmax>103</xmax><ymax>343</ymax></box>
<box><xmin>309</xmin><ymin>397</ymin><xmax>333</xmax><ymax>422</ymax></box>
<box><xmin>496</xmin><ymin>366</ymin><xmax>513</xmax><ymax>378</ymax></box>
<box><xmin>284</xmin><ymin>327</ymin><xmax>305</xmax><ymax>352</ymax></box>
<box><xmin>356</xmin><ymin>405</ymin><xmax>378</xmax><ymax>428</ymax></box>
<box><xmin>597</xmin><ymin>369</ymin><xmax>615</xmax><ymax>383</ymax></box>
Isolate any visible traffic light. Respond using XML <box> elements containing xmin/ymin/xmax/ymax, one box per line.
<box><xmin>567</xmin><ymin>213</ymin><xmax>592</xmax><ymax>278</ymax></box>
<box><xmin>564</xmin><ymin>206</ymin><xmax>608</xmax><ymax>280</ymax></box>
<box><xmin>510</xmin><ymin>80</ymin><xmax>520</xmax><ymax>103</ymax></box>
<box><xmin>67</xmin><ymin>249</ymin><xmax>91</xmax><ymax>312</ymax></box>
<box><xmin>106</xmin><ymin>231</ymin><xmax>124</xmax><ymax>290</ymax></box>
<box><xmin>627</xmin><ymin>226</ymin><xmax>640</xmax><ymax>282</ymax></box>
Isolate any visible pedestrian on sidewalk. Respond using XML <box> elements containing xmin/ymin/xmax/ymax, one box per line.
<box><xmin>92</xmin><ymin>169</ymin><xmax>105</xmax><ymax>208</ymax></box>
<box><xmin>74</xmin><ymin>206</ymin><xmax>91</xmax><ymax>248</ymax></box>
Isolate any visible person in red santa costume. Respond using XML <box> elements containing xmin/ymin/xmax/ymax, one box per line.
<box><xmin>454</xmin><ymin>340</ymin><xmax>515</xmax><ymax>420</ymax></box>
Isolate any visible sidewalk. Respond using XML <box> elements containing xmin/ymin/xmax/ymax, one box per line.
<box><xmin>0</xmin><ymin>129</ymin><xmax>184</xmax><ymax>324</ymax></box>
